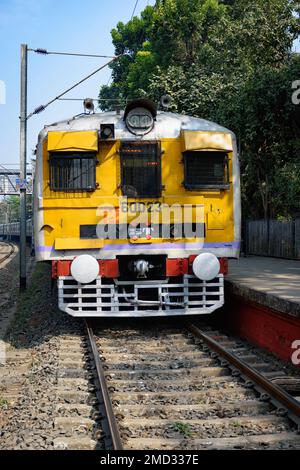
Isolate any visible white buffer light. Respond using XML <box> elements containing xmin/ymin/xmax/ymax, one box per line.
<box><xmin>71</xmin><ymin>255</ymin><xmax>99</xmax><ymax>284</ymax></box>
<box><xmin>192</xmin><ymin>253</ymin><xmax>220</xmax><ymax>281</ymax></box>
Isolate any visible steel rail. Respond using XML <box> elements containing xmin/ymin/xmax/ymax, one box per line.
<box><xmin>188</xmin><ymin>323</ymin><xmax>300</xmax><ymax>421</ymax></box>
<box><xmin>0</xmin><ymin>243</ymin><xmax>15</xmax><ymax>264</ymax></box>
<box><xmin>85</xmin><ymin>320</ymin><xmax>123</xmax><ymax>450</ymax></box>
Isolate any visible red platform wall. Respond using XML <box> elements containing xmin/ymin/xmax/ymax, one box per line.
<box><xmin>223</xmin><ymin>294</ymin><xmax>300</xmax><ymax>368</ymax></box>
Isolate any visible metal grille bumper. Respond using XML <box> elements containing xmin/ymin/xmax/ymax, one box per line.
<box><xmin>58</xmin><ymin>274</ymin><xmax>224</xmax><ymax>317</ymax></box>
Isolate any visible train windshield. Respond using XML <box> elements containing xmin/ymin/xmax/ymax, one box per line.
<box><xmin>184</xmin><ymin>151</ymin><xmax>229</xmax><ymax>190</ymax></box>
<box><xmin>120</xmin><ymin>141</ymin><xmax>161</xmax><ymax>198</ymax></box>
<box><xmin>49</xmin><ymin>152</ymin><xmax>96</xmax><ymax>192</ymax></box>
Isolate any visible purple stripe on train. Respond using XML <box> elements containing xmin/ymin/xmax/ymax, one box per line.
<box><xmin>37</xmin><ymin>241</ymin><xmax>240</xmax><ymax>253</ymax></box>
<box><xmin>102</xmin><ymin>242</ymin><xmax>240</xmax><ymax>251</ymax></box>
<box><xmin>36</xmin><ymin>246</ymin><xmax>53</xmax><ymax>252</ymax></box>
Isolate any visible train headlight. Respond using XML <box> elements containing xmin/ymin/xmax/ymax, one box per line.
<box><xmin>71</xmin><ymin>255</ymin><xmax>99</xmax><ymax>284</ymax></box>
<box><xmin>192</xmin><ymin>253</ymin><xmax>220</xmax><ymax>281</ymax></box>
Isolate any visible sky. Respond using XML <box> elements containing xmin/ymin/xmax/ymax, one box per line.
<box><xmin>0</xmin><ymin>0</ymin><xmax>299</xmax><ymax>169</ymax></box>
<box><xmin>0</xmin><ymin>0</ymin><xmax>155</xmax><ymax>167</ymax></box>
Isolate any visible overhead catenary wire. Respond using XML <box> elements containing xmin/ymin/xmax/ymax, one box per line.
<box><xmin>130</xmin><ymin>0</ymin><xmax>147</xmax><ymax>57</ymax></box>
<box><xmin>101</xmin><ymin>0</ymin><xmax>140</xmax><ymax>96</ymax></box>
<box><xmin>57</xmin><ymin>98</ymin><xmax>121</xmax><ymax>102</ymax></box>
<box><xmin>0</xmin><ymin>164</ymin><xmax>19</xmax><ymax>192</ymax></box>
<box><xmin>106</xmin><ymin>74</ymin><xmax>113</xmax><ymax>86</ymax></box>
<box><xmin>26</xmin><ymin>55</ymin><xmax>122</xmax><ymax>120</ymax></box>
<box><xmin>1</xmin><ymin>163</ymin><xmax>30</xmax><ymax>166</ymax></box>
<box><xmin>28</xmin><ymin>48</ymin><xmax>115</xmax><ymax>59</ymax></box>
<box><xmin>0</xmin><ymin>163</ymin><xmax>22</xmax><ymax>175</ymax></box>
<box><xmin>131</xmin><ymin>0</ymin><xmax>139</xmax><ymax>20</ymax></box>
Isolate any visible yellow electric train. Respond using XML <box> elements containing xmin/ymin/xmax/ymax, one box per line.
<box><xmin>33</xmin><ymin>98</ymin><xmax>241</xmax><ymax>317</ymax></box>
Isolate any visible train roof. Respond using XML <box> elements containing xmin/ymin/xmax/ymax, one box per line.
<box><xmin>38</xmin><ymin>110</ymin><xmax>234</xmax><ymax>142</ymax></box>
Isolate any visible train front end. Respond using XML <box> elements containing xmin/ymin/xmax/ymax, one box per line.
<box><xmin>33</xmin><ymin>99</ymin><xmax>241</xmax><ymax>317</ymax></box>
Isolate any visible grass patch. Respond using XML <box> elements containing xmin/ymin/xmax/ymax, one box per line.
<box><xmin>172</xmin><ymin>421</ymin><xmax>194</xmax><ymax>438</ymax></box>
<box><xmin>6</xmin><ymin>262</ymin><xmax>57</xmax><ymax>346</ymax></box>
<box><xmin>232</xmin><ymin>420</ymin><xmax>242</xmax><ymax>428</ymax></box>
<box><xmin>0</xmin><ymin>397</ymin><xmax>9</xmax><ymax>408</ymax></box>
<box><xmin>196</xmin><ymin>398</ymin><xmax>207</xmax><ymax>404</ymax></box>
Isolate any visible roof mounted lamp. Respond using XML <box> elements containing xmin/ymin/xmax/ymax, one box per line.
<box><xmin>124</xmin><ymin>98</ymin><xmax>157</xmax><ymax>136</ymax></box>
<box><xmin>83</xmin><ymin>98</ymin><xmax>95</xmax><ymax>114</ymax></box>
<box><xmin>160</xmin><ymin>94</ymin><xmax>172</xmax><ymax>110</ymax></box>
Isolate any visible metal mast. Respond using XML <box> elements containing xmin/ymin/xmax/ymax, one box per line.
<box><xmin>19</xmin><ymin>44</ymin><xmax>28</xmax><ymax>289</ymax></box>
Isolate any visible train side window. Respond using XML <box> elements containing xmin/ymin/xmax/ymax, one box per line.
<box><xmin>184</xmin><ymin>151</ymin><xmax>229</xmax><ymax>190</ymax></box>
<box><xmin>120</xmin><ymin>141</ymin><xmax>161</xmax><ymax>198</ymax></box>
<box><xmin>49</xmin><ymin>152</ymin><xmax>96</xmax><ymax>192</ymax></box>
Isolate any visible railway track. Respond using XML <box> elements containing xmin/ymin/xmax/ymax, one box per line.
<box><xmin>0</xmin><ymin>242</ymin><xmax>15</xmax><ymax>265</ymax></box>
<box><xmin>52</xmin><ymin>321</ymin><xmax>300</xmax><ymax>451</ymax></box>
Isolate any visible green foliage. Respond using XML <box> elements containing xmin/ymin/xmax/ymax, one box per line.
<box><xmin>0</xmin><ymin>398</ymin><xmax>8</xmax><ymax>409</ymax></box>
<box><xmin>222</xmin><ymin>60</ymin><xmax>300</xmax><ymax>219</ymax></box>
<box><xmin>99</xmin><ymin>0</ymin><xmax>300</xmax><ymax>218</ymax></box>
<box><xmin>7</xmin><ymin>263</ymin><xmax>53</xmax><ymax>343</ymax></box>
<box><xmin>0</xmin><ymin>195</ymin><xmax>32</xmax><ymax>223</ymax></box>
<box><xmin>172</xmin><ymin>421</ymin><xmax>194</xmax><ymax>437</ymax></box>
<box><xmin>101</xmin><ymin>5</ymin><xmax>156</xmax><ymax>105</ymax></box>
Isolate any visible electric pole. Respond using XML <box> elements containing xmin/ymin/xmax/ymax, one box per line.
<box><xmin>19</xmin><ymin>44</ymin><xmax>28</xmax><ymax>289</ymax></box>
<box><xmin>18</xmin><ymin>44</ymin><xmax>119</xmax><ymax>290</ymax></box>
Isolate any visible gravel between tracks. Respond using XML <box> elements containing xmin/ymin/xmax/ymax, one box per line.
<box><xmin>0</xmin><ymin>261</ymin><xmax>299</xmax><ymax>450</ymax></box>
<box><xmin>0</xmin><ymin>262</ymin><xmax>83</xmax><ymax>449</ymax></box>
<box><xmin>93</xmin><ymin>325</ymin><xmax>300</xmax><ymax>450</ymax></box>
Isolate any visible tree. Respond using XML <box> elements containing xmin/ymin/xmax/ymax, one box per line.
<box><xmin>99</xmin><ymin>0</ymin><xmax>300</xmax><ymax>218</ymax></box>
<box><xmin>0</xmin><ymin>196</ymin><xmax>32</xmax><ymax>224</ymax></box>
<box><xmin>100</xmin><ymin>6</ymin><xmax>156</xmax><ymax>108</ymax></box>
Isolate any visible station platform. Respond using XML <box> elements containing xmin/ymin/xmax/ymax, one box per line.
<box><xmin>227</xmin><ymin>256</ymin><xmax>300</xmax><ymax>319</ymax></box>
<box><xmin>223</xmin><ymin>256</ymin><xmax>300</xmax><ymax>366</ymax></box>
